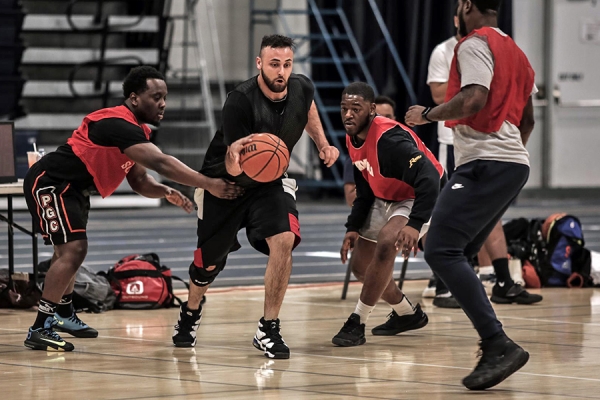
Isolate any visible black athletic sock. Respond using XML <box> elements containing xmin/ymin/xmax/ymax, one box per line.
<box><xmin>57</xmin><ymin>293</ymin><xmax>74</xmax><ymax>318</ymax></box>
<box><xmin>33</xmin><ymin>298</ymin><xmax>58</xmax><ymax>329</ymax></box>
<box><xmin>492</xmin><ymin>258</ymin><xmax>514</xmax><ymax>288</ymax></box>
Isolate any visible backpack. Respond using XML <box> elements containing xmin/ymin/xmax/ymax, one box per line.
<box><xmin>539</xmin><ymin>214</ymin><xmax>592</xmax><ymax>287</ymax></box>
<box><xmin>503</xmin><ymin>217</ymin><xmax>547</xmax><ymax>272</ymax></box>
<box><xmin>0</xmin><ymin>270</ymin><xmax>41</xmax><ymax>309</ymax></box>
<box><xmin>36</xmin><ymin>260</ymin><xmax>116</xmax><ymax>313</ymax></box>
<box><xmin>73</xmin><ymin>264</ymin><xmax>117</xmax><ymax>313</ymax></box>
<box><xmin>106</xmin><ymin>253</ymin><xmax>187</xmax><ymax>309</ymax></box>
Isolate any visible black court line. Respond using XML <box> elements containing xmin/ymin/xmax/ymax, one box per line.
<box><xmin>2</xmin><ymin>350</ymin><xmax>471</xmax><ymax>400</ymax></box>
<box><xmin>0</xmin><ymin>360</ymin><xmax>275</xmax><ymax>390</ymax></box>
<box><xmin>114</xmin><ymin>389</ymin><xmax>259</xmax><ymax>400</ymax></box>
<box><xmin>0</xmin><ymin>348</ymin><xmax>26</xmax><ymax>355</ymax></box>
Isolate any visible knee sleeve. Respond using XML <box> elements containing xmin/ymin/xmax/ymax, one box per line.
<box><xmin>189</xmin><ymin>260</ymin><xmax>225</xmax><ymax>287</ymax></box>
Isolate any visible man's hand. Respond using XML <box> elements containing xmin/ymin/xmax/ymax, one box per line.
<box><xmin>226</xmin><ymin>135</ymin><xmax>255</xmax><ymax>176</ymax></box>
<box><xmin>165</xmin><ymin>188</ymin><xmax>194</xmax><ymax>213</ymax></box>
<box><xmin>405</xmin><ymin>105</ymin><xmax>428</xmax><ymax>127</ymax></box>
<box><xmin>319</xmin><ymin>145</ymin><xmax>339</xmax><ymax>168</ymax></box>
<box><xmin>340</xmin><ymin>231</ymin><xmax>359</xmax><ymax>264</ymax></box>
<box><xmin>396</xmin><ymin>226</ymin><xmax>420</xmax><ymax>258</ymax></box>
<box><xmin>205</xmin><ymin>178</ymin><xmax>244</xmax><ymax>200</ymax></box>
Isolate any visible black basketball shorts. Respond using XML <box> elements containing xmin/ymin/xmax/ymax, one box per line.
<box><xmin>23</xmin><ymin>162</ymin><xmax>90</xmax><ymax>246</ymax></box>
<box><xmin>192</xmin><ymin>179</ymin><xmax>301</xmax><ymax>271</ymax></box>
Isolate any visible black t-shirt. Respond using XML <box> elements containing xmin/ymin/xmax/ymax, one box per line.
<box><xmin>201</xmin><ymin>73</ymin><xmax>314</xmax><ymax>188</ymax></box>
<box><xmin>39</xmin><ymin>117</ymin><xmax>149</xmax><ymax>191</ymax></box>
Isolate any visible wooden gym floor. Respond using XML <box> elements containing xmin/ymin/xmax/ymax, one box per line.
<box><xmin>1</xmin><ymin>281</ymin><xmax>599</xmax><ymax>399</ymax></box>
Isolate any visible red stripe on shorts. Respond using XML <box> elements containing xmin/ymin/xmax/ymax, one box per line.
<box><xmin>60</xmin><ymin>183</ymin><xmax>85</xmax><ymax>233</ymax></box>
<box><xmin>31</xmin><ymin>171</ymin><xmax>46</xmax><ymax>233</ymax></box>
<box><xmin>289</xmin><ymin>213</ymin><xmax>301</xmax><ymax>248</ymax></box>
<box><xmin>193</xmin><ymin>248</ymin><xmax>204</xmax><ymax>268</ymax></box>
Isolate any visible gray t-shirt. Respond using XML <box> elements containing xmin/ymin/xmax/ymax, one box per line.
<box><xmin>452</xmin><ymin>28</ymin><xmax>535</xmax><ymax>168</ymax></box>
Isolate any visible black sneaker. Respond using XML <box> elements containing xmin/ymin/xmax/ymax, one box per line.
<box><xmin>53</xmin><ymin>312</ymin><xmax>98</xmax><ymax>338</ymax></box>
<box><xmin>24</xmin><ymin>317</ymin><xmax>74</xmax><ymax>352</ymax></box>
<box><xmin>332</xmin><ymin>313</ymin><xmax>366</xmax><ymax>346</ymax></box>
<box><xmin>491</xmin><ymin>283</ymin><xmax>543</xmax><ymax>305</ymax></box>
<box><xmin>371</xmin><ymin>304</ymin><xmax>429</xmax><ymax>336</ymax></box>
<box><xmin>172</xmin><ymin>302</ymin><xmax>202</xmax><ymax>347</ymax></box>
<box><xmin>463</xmin><ymin>334</ymin><xmax>529</xmax><ymax>390</ymax></box>
<box><xmin>432</xmin><ymin>295</ymin><xmax>461</xmax><ymax>309</ymax></box>
<box><xmin>253</xmin><ymin>318</ymin><xmax>290</xmax><ymax>359</ymax></box>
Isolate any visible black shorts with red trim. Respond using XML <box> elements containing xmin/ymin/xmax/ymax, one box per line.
<box><xmin>192</xmin><ymin>180</ymin><xmax>301</xmax><ymax>274</ymax></box>
<box><xmin>23</xmin><ymin>162</ymin><xmax>90</xmax><ymax>246</ymax></box>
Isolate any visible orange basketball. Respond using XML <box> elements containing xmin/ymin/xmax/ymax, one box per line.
<box><xmin>240</xmin><ymin>133</ymin><xmax>290</xmax><ymax>183</ymax></box>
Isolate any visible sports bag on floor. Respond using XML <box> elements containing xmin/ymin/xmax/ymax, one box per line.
<box><xmin>105</xmin><ymin>253</ymin><xmax>186</xmax><ymax>309</ymax></box>
<box><xmin>540</xmin><ymin>214</ymin><xmax>592</xmax><ymax>287</ymax></box>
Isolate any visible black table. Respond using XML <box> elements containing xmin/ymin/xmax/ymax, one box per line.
<box><xmin>0</xmin><ymin>181</ymin><xmax>39</xmax><ymax>284</ymax></box>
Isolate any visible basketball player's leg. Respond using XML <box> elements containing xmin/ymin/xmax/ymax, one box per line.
<box><xmin>351</xmin><ymin>231</ymin><xmax>422</xmax><ymax>318</ymax></box>
<box><xmin>23</xmin><ymin>168</ymin><xmax>90</xmax><ymax>351</ymax></box>
<box><xmin>173</xmin><ymin>189</ymin><xmax>246</xmax><ymax>348</ymax></box>
<box><xmin>424</xmin><ymin>160</ymin><xmax>530</xmax><ymax>389</ymax></box>
<box><xmin>246</xmin><ymin>183</ymin><xmax>300</xmax><ymax>359</ymax></box>
<box><xmin>333</xmin><ymin>200</ymin><xmax>427</xmax><ymax>346</ymax></box>
<box><xmin>263</xmin><ymin>232</ymin><xmax>295</xmax><ymax>320</ymax></box>
<box><xmin>485</xmin><ymin>220</ymin><xmax>542</xmax><ymax>305</ymax></box>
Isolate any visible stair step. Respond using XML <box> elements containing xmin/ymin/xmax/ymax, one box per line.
<box><xmin>23</xmin><ymin>15</ymin><xmax>159</xmax><ymax>32</ymax></box>
<box><xmin>22</xmin><ymin>80</ymin><xmax>122</xmax><ymax>97</ymax></box>
<box><xmin>159</xmin><ymin>121</ymin><xmax>212</xmax><ymax>129</ymax></box>
<box><xmin>22</xmin><ymin>48</ymin><xmax>159</xmax><ymax>65</ymax></box>
<box><xmin>21</xmin><ymin>1</ymin><xmax>129</xmax><ymax>16</ymax></box>
<box><xmin>161</xmin><ymin>148</ymin><xmax>208</xmax><ymax>156</ymax></box>
<box><xmin>252</xmin><ymin>9</ymin><xmax>338</xmax><ymax>16</ymax></box>
<box><xmin>15</xmin><ymin>113</ymin><xmax>87</xmax><ymax>130</ymax></box>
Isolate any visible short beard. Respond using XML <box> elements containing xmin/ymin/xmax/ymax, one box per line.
<box><xmin>458</xmin><ymin>11</ymin><xmax>469</xmax><ymax>37</ymax></box>
<box><xmin>261</xmin><ymin>69</ymin><xmax>286</xmax><ymax>93</ymax></box>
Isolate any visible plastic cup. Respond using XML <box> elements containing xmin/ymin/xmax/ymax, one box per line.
<box><xmin>27</xmin><ymin>151</ymin><xmax>41</xmax><ymax>167</ymax></box>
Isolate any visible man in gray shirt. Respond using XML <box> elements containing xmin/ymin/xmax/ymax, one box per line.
<box><xmin>406</xmin><ymin>0</ymin><xmax>535</xmax><ymax>391</ymax></box>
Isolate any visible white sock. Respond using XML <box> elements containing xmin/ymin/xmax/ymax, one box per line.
<box><xmin>479</xmin><ymin>266</ymin><xmax>494</xmax><ymax>275</ymax></box>
<box><xmin>353</xmin><ymin>300</ymin><xmax>375</xmax><ymax>324</ymax></box>
<box><xmin>390</xmin><ymin>295</ymin><xmax>416</xmax><ymax>316</ymax></box>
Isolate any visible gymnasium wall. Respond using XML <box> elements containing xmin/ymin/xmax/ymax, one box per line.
<box><xmin>514</xmin><ymin>0</ymin><xmax>600</xmax><ymax>189</ymax></box>
<box><xmin>171</xmin><ymin>0</ymin><xmax>600</xmax><ymax>189</ymax></box>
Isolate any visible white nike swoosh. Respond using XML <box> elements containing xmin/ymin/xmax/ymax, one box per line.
<box><xmin>40</xmin><ymin>337</ymin><xmax>66</xmax><ymax>346</ymax></box>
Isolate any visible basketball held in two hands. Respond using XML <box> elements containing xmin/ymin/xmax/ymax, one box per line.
<box><xmin>240</xmin><ymin>133</ymin><xmax>290</xmax><ymax>183</ymax></box>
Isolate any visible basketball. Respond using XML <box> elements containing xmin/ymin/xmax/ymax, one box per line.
<box><xmin>240</xmin><ymin>133</ymin><xmax>290</xmax><ymax>183</ymax></box>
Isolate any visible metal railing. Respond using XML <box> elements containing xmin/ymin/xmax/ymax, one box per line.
<box><xmin>64</xmin><ymin>0</ymin><xmax>167</xmax><ymax>108</ymax></box>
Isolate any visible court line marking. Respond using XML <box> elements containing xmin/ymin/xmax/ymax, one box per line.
<box><xmin>277</xmin><ymin>298</ymin><xmax>600</xmax><ymax>327</ymax></box>
<box><xmin>0</xmin><ymin>350</ymin><xmax>469</xmax><ymax>399</ymax></box>
<box><xmin>66</xmin><ymin>333</ymin><xmax>600</xmax><ymax>385</ymax></box>
<box><xmin>7</xmin><ymin>345</ymin><xmax>592</xmax><ymax>399</ymax></box>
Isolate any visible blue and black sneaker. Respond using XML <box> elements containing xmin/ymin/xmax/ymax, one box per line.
<box><xmin>53</xmin><ymin>312</ymin><xmax>98</xmax><ymax>338</ymax></box>
<box><xmin>24</xmin><ymin>317</ymin><xmax>75</xmax><ymax>352</ymax></box>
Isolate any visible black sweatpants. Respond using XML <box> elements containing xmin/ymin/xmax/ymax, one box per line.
<box><xmin>424</xmin><ymin>160</ymin><xmax>529</xmax><ymax>340</ymax></box>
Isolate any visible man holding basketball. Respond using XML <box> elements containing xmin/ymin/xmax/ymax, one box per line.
<box><xmin>172</xmin><ymin>34</ymin><xmax>339</xmax><ymax>359</ymax></box>
<box><xmin>332</xmin><ymin>82</ymin><xmax>445</xmax><ymax>347</ymax></box>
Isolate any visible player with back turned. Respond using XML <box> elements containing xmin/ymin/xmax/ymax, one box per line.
<box><xmin>171</xmin><ymin>34</ymin><xmax>339</xmax><ymax>360</ymax></box>
<box><xmin>405</xmin><ymin>0</ymin><xmax>537</xmax><ymax>390</ymax></box>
